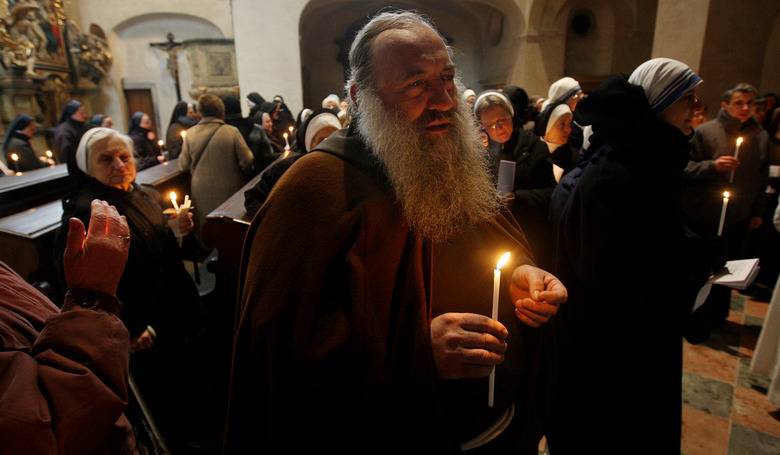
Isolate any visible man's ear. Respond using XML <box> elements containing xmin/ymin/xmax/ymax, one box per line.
<box><xmin>350</xmin><ymin>84</ymin><xmax>359</xmax><ymax>107</ymax></box>
<box><xmin>721</xmin><ymin>100</ymin><xmax>729</xmax><ymax>111</ymax></box>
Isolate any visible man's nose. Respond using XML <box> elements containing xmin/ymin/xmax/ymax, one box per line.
<box><xmin>427</xmin><ymin>80</ymin><xmax>456</xmax><ymax>112</ymax></box>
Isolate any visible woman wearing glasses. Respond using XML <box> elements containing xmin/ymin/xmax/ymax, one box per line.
<box><xmin>474</xmin><ymin>91</ymin><xmax>571</xmax><ymax>268</ymax></box>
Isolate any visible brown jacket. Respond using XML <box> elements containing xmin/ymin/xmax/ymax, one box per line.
<box><xmin>0</xmin><ymin>262</ymin><xmax>134</xmax><ymax>454</ymax></box>
<box><xmin>224</xmin><ymin>129</ymin><xmax>535</xmax><ymax>453</ymax></box>
<box><xmin>179</xmin><ymin>117</ymin><xmax>254</xmax><ymax>229</ymax></box>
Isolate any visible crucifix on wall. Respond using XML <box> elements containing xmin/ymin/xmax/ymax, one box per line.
<box><xmin>150</xmin><ymin>32</ymin><xmax>184</xmax><ymax>102</ymax></box>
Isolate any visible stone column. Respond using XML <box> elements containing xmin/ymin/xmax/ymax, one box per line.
<box><xmin>231</xmin><ymin>0</ymin><xmax>308</xmax><ymax>115</ymax></box>
<box><xmin>653</xmin><ymin>0</ymin><xmax>780</xmax><ymax>109</ymax></box>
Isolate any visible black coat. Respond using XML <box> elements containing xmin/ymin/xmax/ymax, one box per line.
<box><xmin>5</xmin><ymin>133</ymin><xmax>44</xmax><ymax>172</ymax></box>
<box><xmin>53</xmin><ymin>118</ymin><xmax>86</xmax><ymax>178</ymax></box>
<box><xmin>54</xmin><ymin>179</ymin><xmax>201</xmax><ymax>340</ymax></box>
<box><xmin>226</xmin><ymin>116</ymin><xmax>278</xmax><ymax>174</ymax></box>
<box><xmin>129</xmin><ymin>129</ymin><xmax>160</xmax><ymax>171</ymax></box>
<box><xmin>548</xmin><ymin>75</ymin><xmax>713</xmax><ymax>453</ymax></box>
<box><xmin>497</xmin><ymin>130</ymin><xmax>558</xmax><ymax>267</ymax></box>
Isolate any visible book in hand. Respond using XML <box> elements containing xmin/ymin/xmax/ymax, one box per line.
<box><xmin>693</xmin><ymin>258</ymin><xmax>760</xmax><ymax>311</ymax></box>
<box><xmin>713</xmin><ymin>258</ymin><xmax>760</xmax><ymax>290</ymax></box>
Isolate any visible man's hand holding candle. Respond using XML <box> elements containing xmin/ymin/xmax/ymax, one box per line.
<box><xmin>509</xmin><ymin>265</ymin><xmax>567</xmax><ymax>328</ymax></box>
<box><xmin>430</xmin><ymin>313</ymin><xmax>508</xmax><ymax>379</ymax></box>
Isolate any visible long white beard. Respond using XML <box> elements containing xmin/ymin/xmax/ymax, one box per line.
<box><xmin>355</xmin><ymin>87</ymin><xmax>499</xmax><ymax>242</ymax></box>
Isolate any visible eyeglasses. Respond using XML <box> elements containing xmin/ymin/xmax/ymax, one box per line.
<box><xmin>485</xmin><ymin>116</ymin><xmax>512</xmax><ymax>131</ymax></box>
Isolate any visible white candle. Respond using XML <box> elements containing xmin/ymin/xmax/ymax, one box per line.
<box><xmin>718</xmin><ymin>191</ymin><xmax>730</xmax><ymax>236</ymax></box>
<box><xmin>10</xmin><ymin>153</ymin><xmax>19</xmax><ymax>174</ymax></box>
<box><xmin>729</xmin><ymin>137</ymin><xmax>743</xmax><ymax>183</ymax></box>
<box><xmin>283</xmin><ymin>132</ymin><xmax>290</xmax><ymax>151</ymax></box>
<box><xmin>489</xmin><ymin>251</ymin><xmax>511</xmax><ymax>408</ymax></box>
<box><xmin>170</xmin><ymin>191</ymin><xmax>179</xmax><ymax>211</ymax></box>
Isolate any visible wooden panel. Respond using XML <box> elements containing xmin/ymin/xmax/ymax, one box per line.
<box><xmin>124</xmin><ymin>88</ymin><xmax>157</xmax><ymax>132</ymax></box>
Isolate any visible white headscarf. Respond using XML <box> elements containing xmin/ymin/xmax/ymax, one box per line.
<box><xmin>473</xmin><ymin>90</ymin><xmax>514</xmax><ymax>118</ymax></box>
<box><xmin>305</xmin><ymin>112</ymin><xmax>341</xmax><ymax>152</ymax></box>
<box><xmin>544</xmin><ymin>77</ymin><xmax>581</xmax><ymax>109</ymax></box>
<box><xmin>462</xmin><ymin>88</ymin><xmax>476</xmax><ymax>103</ymax></box>
<box><xmin>545</xmin><ymin>104</ymin><xmax>572</xmax><ymax>135</ymax></box>
<box><xmin>75</xmin><ymin>127</ymin><xmax>133</xmax><ymax>175</ymax></box>
<box><xmin>322</xmin><ymin>94</ymin><xmax>340</xmax><ymax>108</ymax></box>
<box><xmin>628</xmin><ymin>58</ymin><xmax>702</xmax><ymax>114</ymax></box>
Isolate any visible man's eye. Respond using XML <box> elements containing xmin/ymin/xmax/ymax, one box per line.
<box><xmin>409</xmin><ymin>80</ymin><xmax>425</xmax><ymax>88</ymax></box>
<box><xmin>442</xmin><ymin>74</ymin><xmax>455</xmax><ymax>82</ymax></box>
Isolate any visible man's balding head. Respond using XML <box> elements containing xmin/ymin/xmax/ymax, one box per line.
<box><xmin>346</xmin><ymin>11</ymin><xmax>457</xmax><ymax>124</ymax></box>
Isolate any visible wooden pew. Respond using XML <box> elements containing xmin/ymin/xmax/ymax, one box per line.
<box><xmin>201</xmin><ymin>172</ymin><xmax>263</xmax><ymax>320</ymax></box>
<box><xmin>0</xmin><ymin>160</ymin><xmax>187</xmax><ymax>285</ymax></box>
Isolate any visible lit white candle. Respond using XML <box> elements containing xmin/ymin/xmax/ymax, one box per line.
<box><xmin>729</xmin><ymin>137</ymin><xmax>743</xmax><ymax>183</ymax></box>
<box><xmin>180</xmin><ymin>130</ymin><xmax>187</xmax><ymax>139</ymax></box>
<box><xmin>283</xmin><ymin>132</ymin><xmax>290</xmax><ymax>151</ymax></box>
<box><xmin>718</xmin><ymin>191</ymin><xmax>730</xmax><ymax>236</ymax></box>
<box><xmin>288</xmin><ymin>125</ymin><xmax>294</xmax><ymax>136</ymax></box>
<box><xmin>45</xmin><ymin>149</ymin><xmax>56</xmax><ymax>164</ymax></box>
<box><xmin>489</xmin><ymin>251</ymin><xmax>511</xmax><ymax>408</ymax></box>
<box><xmin>10</xmin><ymin>153</ymin><xmax>20</xmax><ymax>174</ymax></box>
<box><xmin>170</xmin><ymin>191</ymin><xmax>179</xmax><ymax>211</ymax></box>
<box><xmin>157</xmin><ymin>139</ymin><xmax>165</xmax><ymax>149</ymax></box>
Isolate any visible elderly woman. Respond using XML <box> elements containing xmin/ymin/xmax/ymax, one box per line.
<box><xmin>548</xmin><ymin>59</ymin><xmax>717</xmax><ymax>453</ymax></box>
<box><xmin>53</xmin><ymin>127</ymin><xmax>204</xmax><ymax>451</ymax></box>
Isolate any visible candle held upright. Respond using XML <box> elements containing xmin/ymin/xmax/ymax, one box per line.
<box><xmin>489</xmin><ymin>251</ymin><xmax>511</xmax><ymax>407</ymax></box>
<box><xmin>729</xmin><ymin>137</ymin><xmax>743</xmax><ymax>183</ymax></box>
<box><xmin>718</xmin><ymin>191</ymin><xmax>730</xmax><ymax>236</ymax></box>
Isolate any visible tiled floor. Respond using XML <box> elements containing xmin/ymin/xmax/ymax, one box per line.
<box><xmin>681</xmin><ymin>292</ymin><xmax>780</xmax><ymax>455</ymax></box>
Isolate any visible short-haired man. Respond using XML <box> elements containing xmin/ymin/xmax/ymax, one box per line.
<box><xmin>682</xmin><ymin>83</ymin><xmax>770</xmax><ymax>321</ymax></box>
<box><xmin>224</xmin><ymin>11</ymin><xmax>566</xmax><ymax>454</ymax></box>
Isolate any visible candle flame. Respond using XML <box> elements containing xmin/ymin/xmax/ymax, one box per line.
<box><xmin>736</xmin><ymin>137</ymin><xmax>743</xmax><ymax>146</ymax></box>
<box><xmin>157</xmin><ymin>139</ymin><xmax>164</xmax><ymax>146</ymax></box>
<box><xmin>283</xmin><ymin>132</ymin><xmax>288</xmax><ymax>139</ymax></box>
<box><xmin>723</xmin><ymin>191</ymin><xmax>730</xmax><ymax>199</ymax></box>
<box><xmin>169</xmin><ymin>191</ymin><xmax>177</xmax><ymax>203</ymax></box>
<box><xmin>180</xmin><ymin>130</ymin><xmax>187</xmax><ymax>138</ymax></box>
<box><xmin>45</xmin><ymin>150</ymin><xmax>52</xmax><ymax>158</ymax></box>
<box><xmin>496</xmin><ymin>252</ymin><xmax>511</xmax><ymax>270</ymax></box>
<box><xmin>288</xmin><ymin>126</ymin><xmax>294</xmax><ymax>133</ymax></box>
<box><xmin>10</xmin><ymin>153</ymin><xmax>18</xmax><ymax>161</ymax></box>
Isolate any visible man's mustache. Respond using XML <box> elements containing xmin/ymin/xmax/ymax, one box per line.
<box><xmin>415</xmin><ymin>109</ymin><xmax>456</xmax><ymax>128</ymax></box>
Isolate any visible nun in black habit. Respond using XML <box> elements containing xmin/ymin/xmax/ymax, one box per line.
<box><xmin>53</xmin><ymin>99</ymin><xmax>88</xmax><ymax>179</ymax></box>
<box><xmin>3</xmin><ymin>114</ymin><xmax>44</xmax><ymax>172</ymax></box>
<box><xmin>128</xmin><ymin>111</ymin><xmax>161</xmax><ymax>170</ymax></box>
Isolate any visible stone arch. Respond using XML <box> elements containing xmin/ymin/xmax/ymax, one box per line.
<box><xmin>526</xmin><ymin>0</ymin><xmax>656</xmax><ymax>91</ymax></box>
<box><xmin>103</xmin><ymin>13</ymin><xmax>224</xmax><ymax>133</ymax></box>
<box><xmin>298</xmin><ymin>0</ymin><xmax>525</xmax><ymax>108</ymax></box>
<box><xmin>761</xmin><ymin>11</ymin><xmax>780</xmax><ymax>93</ymax></box>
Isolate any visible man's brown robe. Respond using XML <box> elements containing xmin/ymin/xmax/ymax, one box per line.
<box><xmin>224</xmin><ymin>129</ymin><xmax>540</xmax><ymax>453</ymax></box>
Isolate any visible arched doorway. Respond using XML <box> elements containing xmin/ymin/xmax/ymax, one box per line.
<box><xmin>107</xmin><ymin>13</ymin><xmax>224</xmax><ymax>133</ymax></box>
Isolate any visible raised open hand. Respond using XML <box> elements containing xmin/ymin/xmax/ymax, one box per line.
<box><xmin>64</xmin><ymin>200</ymin><xmax>130</xmax><ymax>296</ymax></box>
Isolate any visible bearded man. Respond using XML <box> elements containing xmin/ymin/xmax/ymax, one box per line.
<box><xmin>224</xmin><ymin>11</ymin><xmax>566</xmax><ymax>454</ymax></box>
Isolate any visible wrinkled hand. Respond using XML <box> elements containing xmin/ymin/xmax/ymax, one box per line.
<box><xmin>157</xmin><ymin>154</ymin><xmax>166</xmax><ymax>163</ymax></box>
<box><xmin>171</xmin><ymin>211</ymin><xmax>194</xmax><ymax>236</ymax></box>
<box><xmin>64</xmin><ymin>200</ymin><xmax>130</xmax><ymax>296</ymax></box>
<box><xmin>749</xmin><ymin>216</ymin><xmax>764</xmax><ymax>231</ymax></box>
<box><xmin>714</xmin><ymin>156</ymin><xmax>739</xmax><ymax>172</ymax></box>
<box><xmin>430</xmin><ymin>312</ymin><xmax>508</xmax><ymax>379</ymax></box>
<box><xmin>509</xmin><ymin>265</ymin><xmax>567</xmax><ymax>328</ymax></box>
<box><xmin>131</xmin><ymin>329</ymin><xmax>154</xmax><ymax>352</ymax></box>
